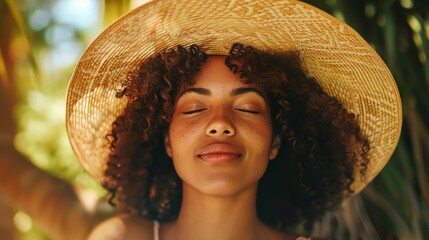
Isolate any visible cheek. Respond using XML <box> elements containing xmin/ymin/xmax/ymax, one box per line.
<box><xmin>168</xmin><ymin>119</ymin><xmax>200</xmax><ymax>152</ymax></box>
<box><xmin>168</xmin><ymin>123</ymin><xmax>200</xmax><ymax>182</ymax></box>
<box><xmin>242</xmin><ymin>118</ymin><xmax>273</xmax><ymax>141</ymax></box>
<box><xmin>243</xmin><ymin>120</ymin><xmax>274</xmax><ymax>159</ymax></box>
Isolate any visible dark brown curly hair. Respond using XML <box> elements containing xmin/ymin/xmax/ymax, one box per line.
<box><xmin>102</xmin><ymin>43</ymin><xmax>369</xmax><ymax>231</ymax></box>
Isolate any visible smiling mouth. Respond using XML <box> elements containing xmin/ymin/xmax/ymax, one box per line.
<box><xmin>197</xmin><ymin>143</ymin><xmax>243</xmax><ymax>163</ymax></box>
<box><xmin>198</xmin><ymin>153</ymin><xmax>242</xmax><ymax>163</ymax></box>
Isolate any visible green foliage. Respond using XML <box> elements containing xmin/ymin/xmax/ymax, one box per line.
<box><xmin>3</xmin><ymin>0</ymin><xmax>428</xmax><ymax>239</ymax></box>
<box><xmin>7</xmin><ymin>0</ymin><xmax>104</xmax><ymax>188</ymax></box>
<box><xmin>302</xmin><ymin>0</ymin><xmax>429</xmax><ymax>239</ymax></box>
<box><xmin>2</xmin><ymin>0</ymin><xmax>106</xmax><ymax>238</ymax></box>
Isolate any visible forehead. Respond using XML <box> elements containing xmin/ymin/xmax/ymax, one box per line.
<box><xmin>173</xmin><ymin>55</ymin><xmax>273</xmax><ymax>108</ymax></box>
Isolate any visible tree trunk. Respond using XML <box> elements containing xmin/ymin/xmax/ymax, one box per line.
<box><xmin>0</xmin><ymin>5</ymin><xmax>19</xmax><ymax>239</ymax></box>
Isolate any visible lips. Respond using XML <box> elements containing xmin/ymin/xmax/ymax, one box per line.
<box><xmin>197</xmin><ymin>143</ymin><xmax>242</xmax><ymax>163</ymax></box>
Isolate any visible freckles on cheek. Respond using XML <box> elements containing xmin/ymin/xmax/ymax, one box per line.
<box><xmin>248</xmin><ymin>123</ymin><xmax>273</xmax><ymax>147</ymax></box>
<box><xmin>169</xmin><ymin>127</ymin><xmax>187</xmax><ymax>145</ymax></box>
<box><xmin>248</xmin><ymin>122</ymin><xmax>271</xmax><ymax>137</ymax></box>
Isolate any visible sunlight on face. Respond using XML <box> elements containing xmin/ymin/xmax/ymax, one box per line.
<box><xmin>165</xmin><ymin>56</ymin><xmax>280</xmax><ymax>197</ymax></box>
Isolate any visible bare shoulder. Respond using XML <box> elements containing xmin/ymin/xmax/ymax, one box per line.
<box><xmin>279</xmin><ymin>232</ymin><xmax>327</xmax><ymax>240</ymax></box>
<box><xmin>88</xmin><ymin>214</ymin><xmax>154</xmax><ymax>240</ymax></box>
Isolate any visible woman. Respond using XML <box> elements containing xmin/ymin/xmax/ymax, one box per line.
<box><xmin>66</xmin><ymin>0</ymin><xmax>402</xmax><ymax>239</ymax></box>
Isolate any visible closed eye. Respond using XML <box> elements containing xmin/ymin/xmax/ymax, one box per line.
<box><xmin>182</xmin><ymin>108</ymin><xmax>207</xmax><ymax>115</ymax></box>
<box><xmin>235</xmin><ymin>109</ymin><xmax>260</xmax><ymax>114</ymax></box>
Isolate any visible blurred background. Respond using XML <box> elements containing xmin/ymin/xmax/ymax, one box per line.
<box><xmin>0</xmin><ymin>0</ymin><xmax>428</xmax><ymax>239</ymax></box>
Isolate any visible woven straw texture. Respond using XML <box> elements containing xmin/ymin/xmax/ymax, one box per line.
<box><xmin>66</xmin><ymin>0</ymin><xmax>402</xmax><ymax>193</ymax></box>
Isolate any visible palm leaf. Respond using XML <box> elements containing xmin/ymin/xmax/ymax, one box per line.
<box><xmin>0</xmin><ymin>52</ymin><xmax>8</xmax><ymax>85</ymax></box>
<box><xmin>5</xmin><ymin>0</ymin><xmax>39</xmax><ymax>81</ymax></box>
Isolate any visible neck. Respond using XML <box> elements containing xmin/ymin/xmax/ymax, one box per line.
<box><xmin>168</xmin><ymin>183</ymin><xmax>264</xmax><ymax>240</ymax></box>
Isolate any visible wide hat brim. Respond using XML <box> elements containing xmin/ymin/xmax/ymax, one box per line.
<box><xmin>66</xmin><ymin>0</ymin><xmax>402</xmax><ymax>193</ymax></box>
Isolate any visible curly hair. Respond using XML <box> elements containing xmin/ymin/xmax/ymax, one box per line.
<box><xmin>102</xmin><ymin>43</ymin><xmax>369</xmax><ymax>231</ymax></box>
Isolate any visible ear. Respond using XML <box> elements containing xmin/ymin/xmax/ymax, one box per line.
<box><xmin>164</xmin><ymin>133</ymin><xmax>172</xmax><ymax>158</ymax></box>
<box><xmin>269</xmin><ymin>134</ymin><xmax>281</xmax><ymax>160</ymax></box>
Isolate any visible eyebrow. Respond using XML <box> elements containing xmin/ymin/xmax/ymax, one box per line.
<box><xmin>177</xmin><ymin>88</ymin><xmax>211</xmax><ymax>98</ymax></box>
<box><xmin>230</xmin><ymin>87</ymin><xmax>266</xmax><ymax>99</ymax></box>
<box><xmin>177</xmin><ymin>87</ymin><xmax>266</xmax><ymax>100</ymax></box>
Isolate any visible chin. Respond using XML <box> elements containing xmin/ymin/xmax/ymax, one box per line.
<box><xmin>190</xmin><ymin>177</ymin><xmax>260</xmax><ymax>198</ymax></box>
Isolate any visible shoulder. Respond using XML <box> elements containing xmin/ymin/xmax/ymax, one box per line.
<box><xmin>88</xmin><ymin>214</ymin><xmax>154</xmax><ymax>240</ymax></box>
<box><xmin>286</xmin><ymin>234</ymin><xmax>329</xmax><ymax>240</ymax></box>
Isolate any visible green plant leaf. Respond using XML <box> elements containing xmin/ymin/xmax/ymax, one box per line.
<box><xmin>5</xmin><ymin>0</ymin><xmax>40</xmax><ymax>82</ymax></box>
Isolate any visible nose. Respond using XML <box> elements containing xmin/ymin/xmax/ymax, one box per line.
<box><xmin>205</xmin><ymin>113</ymin><xmax>236</xmax><ymax>137</ymax></box>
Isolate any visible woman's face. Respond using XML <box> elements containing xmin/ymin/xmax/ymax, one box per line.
<box><xmin>164</xmin><ymin>56</ymin><xmax>280</xmax><ymax>197</ymax></box>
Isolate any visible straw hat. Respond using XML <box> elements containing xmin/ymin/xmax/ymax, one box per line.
<box><xmin>66</xmin><ymin>0</ymin><xmax>402</xmax><ymax>193</ymax></box>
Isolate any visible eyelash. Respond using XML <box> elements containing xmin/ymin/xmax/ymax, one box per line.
<box><xmin>182</xmin><ymin>109</ymin><xmax>207</xmax><ymax>115</ymax></box>
<box><xmin>236</xmin><ymin>109</ymin><xmax>260</xmax><ymax>114</ymax></box>
<box><xmin>182</xmin><ymin>108</ymin><xmax>260</xmax><ymax>115</ymax></box>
